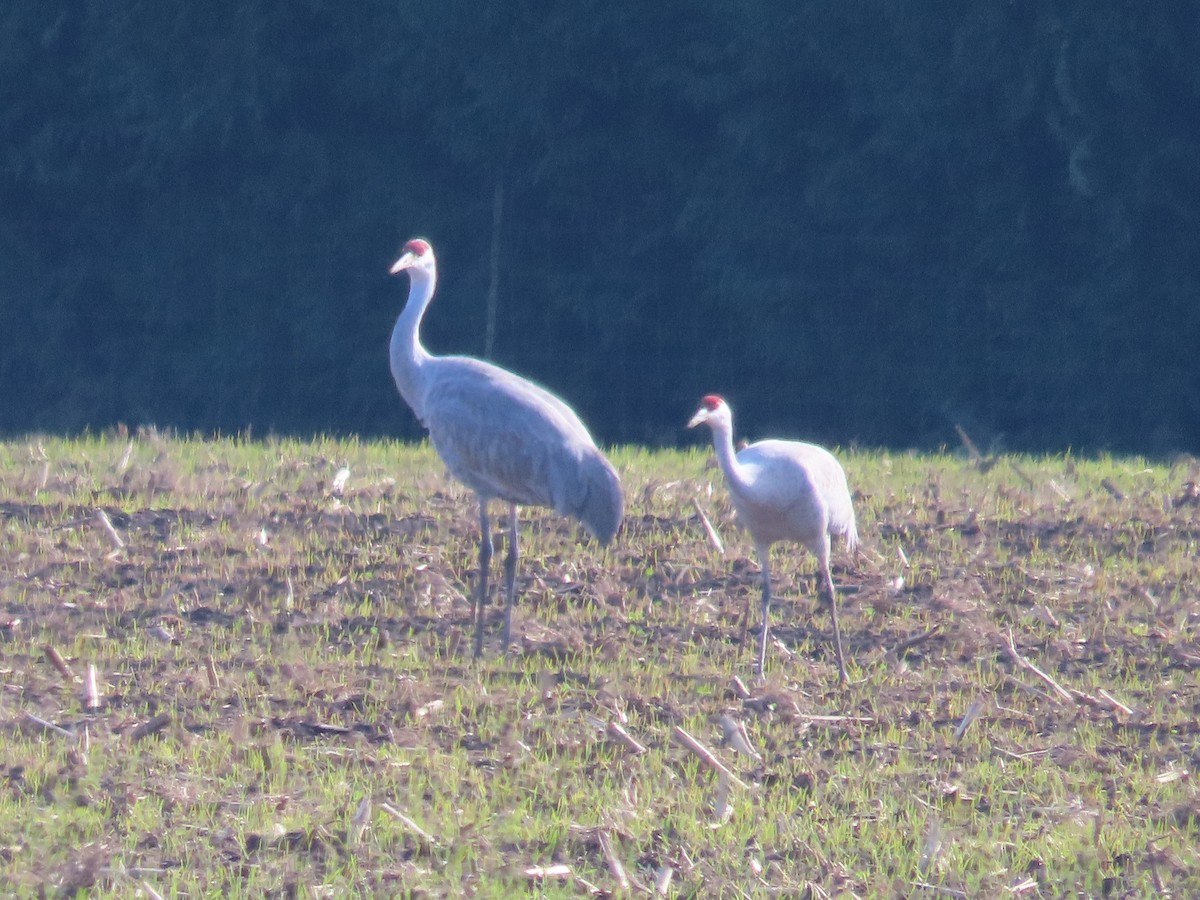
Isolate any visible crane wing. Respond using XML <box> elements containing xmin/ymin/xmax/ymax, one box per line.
<box><xmin>735</xmin><ymin>440</ymin><xmax>857</xmax><ymax>549</ymax></box>
<box><xmin>421</xmin><ymin>357</ymin><xmax>622</xmax><ymax>541</ymax></box>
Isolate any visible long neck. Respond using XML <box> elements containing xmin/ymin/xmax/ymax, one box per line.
<box><xmin>709</xmin><ymin>419</ymin><xmax>751</xmax><ymax>495</ymax></box>
<box><xmin>389</xmin><ymin>268</ymin><xmax>436</xmax><ymax>420</ymax></box>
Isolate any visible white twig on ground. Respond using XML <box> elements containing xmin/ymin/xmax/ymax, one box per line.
<box><xmin>24</xmin><ymin>712</ymin><xmax>73</xmax><ymax>738</ymax></box>
<box><xmin>1004</xmin><ymin>629</ymin><xmax>1074</xmax><ymax>705</ymax></box>
<box><xmin>711</xmin><ymin>770</ymin><xmax>733</xmax><ymax>827</ymax></box>
<box><xmin>331</xmin><ymin>466</ymin><xmax>350</xmax><ymax>495</ymax></box>
<box><xmin>380</xmin><ymin>802</ymin><xmax>440</xmax><ymax>849</ymax></box>
<box><xmin>691</xmin><ymin>498</ymin><xmax>724</xmax><ymax>554</ymax></box>
<box><xmin>84</xmin><ymin>663</ymin><xmax>102</xmax><ymax>710</ymax></box>
<box><xmin>794</xmin><ymin>713</ymin><xmax>875</xmax><ymax>725</ymax></box>
<box><xmin>654</xmin><ymin>864</ymin><xmax>674</xmax><ymax>895</ymax></box>
<box><xmin>95</xmin><ymin>508</ymin><xmax>125</xmax><ymax>549</ymax></box>
<box><xmin>524</xmin><ymin>864</ymin><xmax>572</xmax><ymax>879</ymax></box>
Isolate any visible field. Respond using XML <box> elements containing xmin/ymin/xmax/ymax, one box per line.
<box><xmin>1</xmin><ymin>433</ymin><xmax>1198</xmax><ymax>897</ymax></box>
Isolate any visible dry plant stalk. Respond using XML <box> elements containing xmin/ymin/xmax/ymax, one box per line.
<box><xmin>43</xmin><ymin>645</ymin><xmax>75</xmax><ymax>681</ymax></box>
<box><xmin>1006</xmin><ymin>457</ymin><xmax>1036</xmax><ymax>488</ymax></box>
<box><xmin>414</xmin><ymin>699</ymin><xmax>445</xmax><ymax>720</ymax></box>
<box><xmin>1098</xmin><ymin>688</ymin><xmax>1134</xmax><ymax>716</ymax></box>
<box><xmin>918</xmin><ymin>817</ymin><xmax>942</xmax><ymax>874</ymax></box>
<box><xmin>954</xmin><ymin>424</ymin><xmax>984</xmax><ymax>463</ymax></box>
<box><xmin>596</xmin><ymin>829</ymin><xmax>629</xmax><ymax>890</ymax></box>
<box><xmin>116</xmin><ymin>440</ymin><xmax>134</xmax><ymax>474</ymax></box>
<box><xmin>204</xmin><ymin>655</ymin><xmax>220</xmax><ymax>690</ymax></box>
<box><xmin>711</xmin><ymin>770</ymin><xmax>733</xmax><ymax>826</ymax></box>
<box><xmin>1047</xmin><ymin>479</ymin><xmax>1072</xmax><ymax>502</ymax></box>
<box><xmin>606</xmin><ymin>720</ymin><xmax>648</xmax><ymax>755</ymax></box>
<box><xmin>729</xmin><ymin>675</ymin><xmax>751</xmax><ymax>700</ymax></box>
<box><xmin>953</xmin><ymin>699</ymin><xmax>985</xmax><ymax>740</ymax></box>
<box><xmin>350</xmin><ymin>796</ymin><xmax>372</xmax><ymax>846</ymax></box>
<box><xmin>131</xmin><ymin>712</ymin><xmax>172</xmax><ymax>741</ymax></box>
<box><xmin>794</xmin><ymin>713</ymin><xmax>875</xmax><ymax>725</ymax></box>
<box><xmin>380</xmin><ymin>802</ymin><xmax>440</xmax><ymax>848</ymax></box>
<box><xmin>891</xmin><ymin>624</ymin><xmax>941</xmax><ymax>658</ymax></box>
<box><xmin>671</xmin><ymin>725</ymin><xmax>748</xmax><ymax>789</ymax></box>
<box><xmin>84</xmin><ymin>663</ymin><xmax>102</xmax><ymax>711</ymax></box>
<box><xmin>525</xmin><ymin>864</ymin><xmax>573</xmax><ymax>879</ymax></box>
<box><xmin>718</xmin><ymin>714</ymin><xmax>761</xmax><ymax>761</ymax></box>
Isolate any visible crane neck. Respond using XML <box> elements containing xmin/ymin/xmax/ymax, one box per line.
<box><xmin>709</xmin><ymin>420</ymin><xmax>751</xmax><ymax>494</ymax></box>
<box><xmin>389</xmin><ymin>267</ymin><xmax>436</xmax><ymax>420</ymax></box>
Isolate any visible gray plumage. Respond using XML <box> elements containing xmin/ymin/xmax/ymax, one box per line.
<box><xmin>689</xmin><ymin>394</ymin><xmax>857</xmax><ymax>681</ymax></box>
<box><xmin>389</xmin><ymin>238</ymin><xmax>623</xmax><ymax>656</ymax></box>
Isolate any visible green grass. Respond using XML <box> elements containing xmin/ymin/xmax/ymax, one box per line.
<box><xmin>1</xmin><ymin>433</ymin><xmax>1198</xmax><ymax>895</ymax></box>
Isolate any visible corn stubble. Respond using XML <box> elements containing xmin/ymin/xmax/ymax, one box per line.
<box><xmin>0</xmin><ymin>435</ymin><xmax>1197</xmax><ymax>895</ymax></box>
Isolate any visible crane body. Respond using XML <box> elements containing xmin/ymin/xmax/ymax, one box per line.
<box><xmin>389</xmin><ymin>239</ymin><xmax>622</xmax><ymax>656</ymax></box>
<box><xmin>689</xmin><ymin>394</ymin><xmax>856</xmax><ymax>681</ymax></box>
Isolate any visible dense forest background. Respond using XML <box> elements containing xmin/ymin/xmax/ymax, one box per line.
<box><xmin>2</xmin><ymin>2</ymin><xmax>1197</xmax><ymax>453</ymax></box>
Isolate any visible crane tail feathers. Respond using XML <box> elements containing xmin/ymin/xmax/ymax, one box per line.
<box><xmin>844</xmin><ymin>518</ymin><xmax>860</xmax><ymax>555</ymax></box>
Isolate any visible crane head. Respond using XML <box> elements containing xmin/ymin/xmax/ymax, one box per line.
<box><xmin>389</xmin><ymin>238</ymin><xmax>435</xmax><ymax>276</ymax></box>
<box><xmin>687</xmin><ymin>394</ymin><xmax>730</xmax><ymax>430</ymax></box>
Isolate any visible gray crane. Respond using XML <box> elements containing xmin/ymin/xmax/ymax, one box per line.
<box><xmin>688</xmin><ymin>394</ymin><xmax>857</xmax><ymax>681</ymax></box>
<box><xmin>388</xmin><ymin>238</ymin><xmax>623</xmax><ymax>657</ymax></box>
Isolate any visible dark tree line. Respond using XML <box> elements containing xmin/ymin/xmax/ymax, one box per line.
<box><xmin>2</xmin><ymin>2</ymin><xmax>1197</xmax><ymax>453</ymax></box>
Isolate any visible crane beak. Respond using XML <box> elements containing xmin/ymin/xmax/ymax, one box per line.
<box><xmin>687</xmin><ymin>409</ymin><xmax>708</xmax><ymax>428</ymax></box>
<box><xmin>389</xmin><ymin>252</ymin><xmax>417</xmax><ymax>275</ymax></box>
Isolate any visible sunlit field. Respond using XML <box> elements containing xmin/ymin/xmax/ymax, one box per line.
<box><xmin>1</xmin><ymin>433</ymin><xmax>1197</xmax><ymax>895</ymax></box>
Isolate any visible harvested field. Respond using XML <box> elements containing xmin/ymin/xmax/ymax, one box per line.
<box><xmin>1</xmin><ymin>434</ymin><xmax>1198</xmax><ymax>895</ymax></box>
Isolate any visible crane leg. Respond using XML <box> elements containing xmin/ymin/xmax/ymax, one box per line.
<box><xmin>499</xmin><ymin>503</ymin><xmax>519</xmax><ymax>649</ymax></box>
<box><xmin>738</xmin><ymin>593</ymin><xmax>752</xmax><ymax>648</ymax></box>
<box><xmin>756</xmin><ymin>579</ymin><xmax>771</xmax><ymax>678</ymax></box>
<box><xmin>818</xmin><ymin>542</ymin><xmax>848</xmax><ymax>684</ymax></box>
<box><xmin>755</xmin><ymin>546</ymin><xmax>772</xmax><ymax>678</ymax></box>
<box><xmin>473</xmin><ymin>500</ymin><xmax>493</xmax><ymax>659</ymax></box>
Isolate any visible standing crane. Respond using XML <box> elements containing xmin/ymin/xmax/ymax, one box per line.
<box><xmin>688</xmin><ymin>394</ymin><xmax>857</xmax><ymax>682</ymax></box>
<box><xmin>388</xmin><ymin>238</ymin><xmax>623</xmax><ymax>657</ymax></box>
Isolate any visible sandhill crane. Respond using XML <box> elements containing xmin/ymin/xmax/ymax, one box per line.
<box><xmin>389</xmin><ymin>238</ymin><xmax>623</xmax><ymax>657</ymax></box>
<box><xmin>688</xmin><ymin>394</ymin><xmax>857</xmax><ymax>682</ymax></box>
